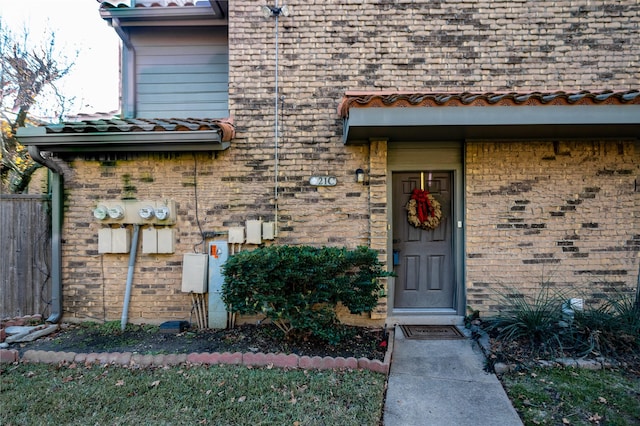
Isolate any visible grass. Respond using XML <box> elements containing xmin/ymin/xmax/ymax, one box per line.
<box><xmin>1</xmin><ymin>363</ymin><xmax>386</xmax><ymax>426</ymax></box>
<box><xmin>500</xmin><ymin>367</ymin><xmax>640</xmax><ymax>426</ymax></box>
<box><xmin>480</xmin><ymin>286</ymin><xmax>640</xmax><ymax>424</ymax></box>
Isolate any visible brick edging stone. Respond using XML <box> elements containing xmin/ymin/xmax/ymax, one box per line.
<box><xmin>0</xmin><ymin>328</ymin><xmax>395</xmax><ymax>375</ymax></box>
<box><xmin>493</xmin><ymin>357</ymin><xmax>624</xmax><ymax>374</ymax></box>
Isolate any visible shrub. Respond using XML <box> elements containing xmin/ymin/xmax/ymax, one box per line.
<box><xmin>483</xmin><ymin>286</ymin><xmax>566</xmax><ymax>357</ymax></box>
<box><xmin>481</xmin><ymin>285</ymin><xmax>639</xmax><ymax>364</ymax></box>
<box><xmin>221</xmin><ymin>245</ymin><xmax>390</xmax><ymax>344</ymax></box>
<box><xmin>572</xmin><ymin>291</ymin><xmax>640</xmax><ymax>357</ymax></box>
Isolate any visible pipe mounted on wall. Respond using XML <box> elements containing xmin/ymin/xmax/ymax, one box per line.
<box><xmin>27</xmin><ymin>146</ymin><xmax>63</xmax><ymax>323</ymax></box>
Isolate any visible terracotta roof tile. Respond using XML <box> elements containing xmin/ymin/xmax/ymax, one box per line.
<box><xmin>338</xmin><ymin>90</ymin><xmax>640</xmax><ymax>118</ymax></box>
<box><xmin>100</xmin><ymin>1</ymin><xmax>207</xmax><ymax>8</ymax></box>
<box><xmin>42</xmin><ymin>117</ymin><xmax>235</xmax><ymax>142</ymax></box>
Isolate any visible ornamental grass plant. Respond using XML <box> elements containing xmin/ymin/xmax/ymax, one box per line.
<box><xmin>482</xmin><ymin>285</ymin><xmax>568</xmax><ymax>360</ymax></box>
<box><xmin>481</xmin><ymin>284</ymin><xmax>640</xmax><ymax>368</ymax></box>
<box><xmin>571</xmin><ymin>291</ymin><xmax>640</xmax><ymax>358</ymax></box>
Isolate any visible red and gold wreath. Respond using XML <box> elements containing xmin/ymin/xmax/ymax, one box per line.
<box><xmin>406</xmin><ymin>188</ymin><xmax>442</xmax><ymax>230</ymax></box>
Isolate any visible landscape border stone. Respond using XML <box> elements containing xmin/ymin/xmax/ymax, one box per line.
<box><xmin>0</xmin><ymin>328</ymin><xmax>395</xmax><ymax>375</ymax></box>
<box><xmin>471</xmin><ymin>327</ymin><xmax>623</xmax><ymax>375</ymax></box>
<box><xmin>493</xmin><ymin>357</ymin><xmax>621</xmax><ymax>375</ymax></box>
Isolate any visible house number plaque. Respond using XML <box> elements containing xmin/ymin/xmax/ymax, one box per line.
<box><xmin>309</xmin><ymin>176</ymin><xmax>337</xmax><ymax>186</ymax></box>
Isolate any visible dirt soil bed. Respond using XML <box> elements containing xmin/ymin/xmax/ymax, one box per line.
<box><xmin>14</xmin><ymin>322</ymin><xmax>389</xmax><ymax>362</ymax></box>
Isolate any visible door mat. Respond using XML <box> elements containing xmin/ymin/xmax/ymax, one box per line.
<box><xmin>400</xmin><ymin>325</ymin><xmax>465</xmax><ymax>340</ymax></box>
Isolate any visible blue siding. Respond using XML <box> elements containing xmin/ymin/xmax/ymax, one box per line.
<box><xmin>129</xmin><ymin>27</ymin><xmax>228</xmax><ymax>119</ymax></box>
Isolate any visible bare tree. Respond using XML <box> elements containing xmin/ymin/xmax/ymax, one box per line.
<box><xmin>0</xmin><ymin>20</ymin><xmax>74</xmax><ymax>193</ymax></box>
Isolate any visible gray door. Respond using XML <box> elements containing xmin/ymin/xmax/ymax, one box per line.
<box><xmin>392</xmin><ymin>171</ymin><xmax>454</xmax><ymax>309</ymax></box>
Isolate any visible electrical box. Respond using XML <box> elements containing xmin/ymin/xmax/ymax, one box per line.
<box><xmin>98</xmin><ymin>227</ymin><xmax>130</xmax><ymax>254</ymax></box>
<box><xmin>246</xmin><ymin>220</ymin><xmax>262</xmax><ymax>244</ymax></box>
<box><xmin>262</xmin><ymin>222</ymin><xmax>275</xmax><ymax>240</ymax></box>
<box><xmin>142</xmin><ymin>227</ymin><xmax>158</xmax><ymax>254</ymax></box>
<box><xmin>92</xmin><ymin>200</ymin><xmax>176</xmax><ymax>225</ymax></box>
<box><xmin>228</xmin><ymin>227</ymin><xmax>245</xmax><ymax>244</ymax></box>
<box><xmin>111</xmin><ymin>228</ymin><xmax>131</xmax><ymax>253</ymax></box>
<box><xmin>181</xmin><ymin>253</ymin><xmax>208</xmax><ymax>293</ymax></box>
<box><xmin>157</xmin><ymin>228</ymin><xmax>175</xmax><ymax>253</ymax></box>
<box><xmin>208</xmin><ymin>241</ymin><xmax>229</xmax><ymax>329</ymax></box>
<box><xmin>98</xmin><ymin>228</ymin><xmax>112</xmax><ymax>254</ymax></box>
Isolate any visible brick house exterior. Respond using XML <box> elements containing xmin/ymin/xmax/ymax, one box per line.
<box><xmin>18</xmin><ymin>0</ymin><xmax>639</xmax><ymax>328</ymax></box>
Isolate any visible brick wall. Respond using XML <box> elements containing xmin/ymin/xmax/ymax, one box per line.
<box><xmin>465</xmin><ymin>141</ymin><xmax>640</xmax><ymax>313</ymax></box>
<box><xmin>61</xmin><ymin>148</ymin><xmax>373</xmax><ymax>324</ymax></box>
<box><xmin>231</xmin><ymin>1</ymin><xmax>639</xmax><ymax>95</ymax></box>
<box><xmin>58</xmin><ymin>1</ymin><xmax>639</xmax><ymax>323</ymax></box>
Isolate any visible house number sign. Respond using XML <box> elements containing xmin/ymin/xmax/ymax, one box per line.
<box><xmin>309</xmin><ymin>176</ymin><xmax>337</xmax><ymax>186</ymax></box>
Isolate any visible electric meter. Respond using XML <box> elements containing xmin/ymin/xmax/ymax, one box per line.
<box><xmin>138</xmin><ymin>206</ymin><xmax>155</xmax><ymax>219</ymax></box>
<box><xmin>93</xmin><ymin>205</ymin><xmax>108</xmax><ymax>220</ymax></box>
<box><xmin>107</xmin><ymin>205</ymin><xmax>125</xmax><ymax>220</ymax></box>
<box><xmin>155</xmin><ymin>206</ymin><xmax>170</xmax><ymax>221</ymax></box>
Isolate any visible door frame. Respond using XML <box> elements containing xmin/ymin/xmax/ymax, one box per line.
<box><xmin>386</xmin><ymin>142</ymin><xmax>466</xmax><ymax>319</ymax></box>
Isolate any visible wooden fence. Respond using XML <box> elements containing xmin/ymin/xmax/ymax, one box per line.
<box><xmin>0</xmin><ymin>194</ymin><xmax>51</xmax><ymax>319</ymax></box>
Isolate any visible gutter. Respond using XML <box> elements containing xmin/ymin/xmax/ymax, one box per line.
<box><xmin>27</xmin><ymin>146</ymin><xmax>63</xmax><ymax>324</ymax></box>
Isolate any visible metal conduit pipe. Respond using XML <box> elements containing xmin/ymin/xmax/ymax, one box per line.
<box><xmin>27</xmin><ymin>146</ymin><xmax>64</xmax><ymax>323</ymax></box>
<box><xmin>273</xmin><ymin>2</ymin><xmax>280</xmax><ymax>237</ymax></box>
<box><xmin>121</xmin><ymin>224</ymin><xmax>140</xmax><ymax>331</ymax></box>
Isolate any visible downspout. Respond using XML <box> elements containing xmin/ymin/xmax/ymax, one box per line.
<box><xmin>27</xmin><ymin>146</ymin><xmax>63</xmax><ymax>323</ymax></box>
<box><xmin>121</xmin><ymin>224</ymin><xmax>140</xmax><ymax>331</ymax></box>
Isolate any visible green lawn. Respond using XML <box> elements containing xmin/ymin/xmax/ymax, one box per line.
<box><xmin>500</xmin><ymin>367</ymin><xmax>640</xmax><ymax>426</ymax></box>
<box><xmin>1</xmin><ymin>363</ymin><xmax>386</xmax><ymax>426</ymax></box>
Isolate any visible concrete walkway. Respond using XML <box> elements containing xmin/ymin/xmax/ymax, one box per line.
<box><xmin>383</xmin><ymin>326</ymin><xmax>523</xmax><ymax>426</ymax></box>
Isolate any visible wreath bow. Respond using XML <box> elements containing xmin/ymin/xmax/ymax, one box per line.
<box><xmin>406</xmin><ymin>188</ymin><xmax>442</xmax><ymax>230</ymax></box>
<box><xmin>411</xmin><ymin>188</ymin><xmax>433</xmax><ymax>223</ymax></box>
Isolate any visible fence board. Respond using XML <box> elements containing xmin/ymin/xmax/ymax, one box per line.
<box><xmin>0</xmin><ymin>194</ymin><xmax>51</xmax><ymax>319</ymax></box>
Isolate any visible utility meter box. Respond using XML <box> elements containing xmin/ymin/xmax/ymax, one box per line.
<box><xmin>142</xmin><ymin>227</ymin><xmax>175</xmax><ymax>254</ymax></box>
<box><xmin>262</xmin><ymin>222</ymin><xmax>276</xmax><ymax>240</ymax></box>
<box><xmin>208</xmin><ymin>241</ymin><xmax>229</xmax><ymax>329</ymax></box>
<box><xmin>142</xmin><ymin>227</ymin><xmax>158</xmax><ymax>254</ymax></box>
<box><xmin>246</xmin><ymin>220</ymin><xmax>262</xmax><ymax>244</ymax></box>
<box><xmin>157</xmin><ymin>228</ymin><xmax>175</xmax><ymax>253</ymax></box>
<box><xmin>111</xmin><ymin>228</ymin><xmax>131</xmax><ymax>253</ymax></box>
<box><xmin>98</xmin><ymin>227</ymin><xmax>130</xmax><ymax>253</ymax></box>
<box><xmin>181</xmin><ymin>253</ymin><xmax>208</xmax><ymax>293</ymax></box>
<box><xmin>98</xmin><ymin>228</ymin><xmax>112</xmax><ymax>254</ymax></box>
<box><xmin>228</xmin><ymin>227</ymin><xmax>245</xmax><ymax>244</ymax></box>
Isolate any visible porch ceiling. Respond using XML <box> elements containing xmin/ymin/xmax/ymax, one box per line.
<box><xmin>339</xmin><ymin>90</ymin><xmax>640</xmax><ymax>144</ymax></box>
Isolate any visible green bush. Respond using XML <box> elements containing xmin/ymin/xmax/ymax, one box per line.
<box><xmin>484</xmin><ymin>286</ymin><xmax>566</xmax><ymax>354</ymax></box>
<box><xmin>481</xmin><ymin>285</ymin><xmax>640</xmax><ymax>362</ymax></box>
<box><xmin>221</xmin><ymin>245</ymin><xmax>390</xmax><ymax>344</ymax></box>
<box><xmin>573</xmin><ymin>292</ymin><xmax>640</xmax><ymax>357</ymax></box>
